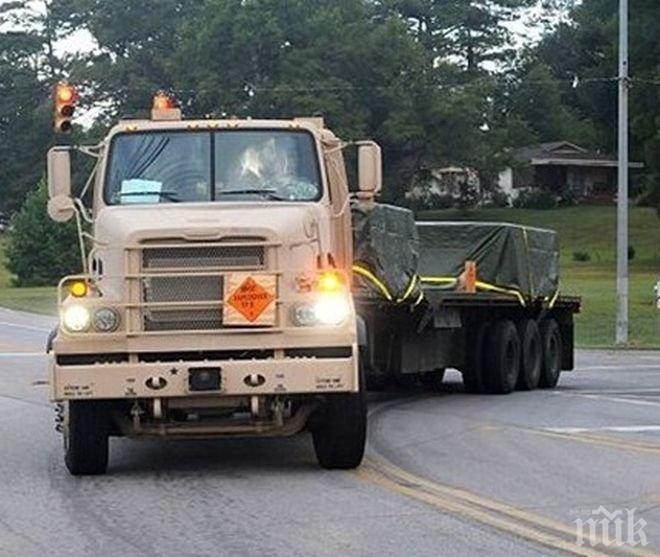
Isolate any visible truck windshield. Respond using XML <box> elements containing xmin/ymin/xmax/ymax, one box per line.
<box><xmin>105</xmin><ymin>130</ymin><xmax>322</xmax><ymax>205</ymax></box>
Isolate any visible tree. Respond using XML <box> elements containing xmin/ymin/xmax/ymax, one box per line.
<box><xmin>6</xmin><ymin>180</ymin><xmax>81</xmax><ymax>286</ymax></box>
<box><xmin>503</xmin><ymin>63</ymin><xmax>599</xmax><ymax>145</ymax></box>
<box><xmin>531</xmin><ymin>0</ymin><xmax>660</xmax><ymax>204</ymax></box>
<box><xmin>0</xmin><ymin>2</ymin><xmax>54</xmax><ymax>213</ymax></box>
<box><xmin>50</xmin><ymin>0</ymin><xmax>204</xmax><ymax>118</ymax></box>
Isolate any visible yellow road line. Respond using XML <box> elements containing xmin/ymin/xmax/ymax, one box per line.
<box><xmin>355</xmin><ymin>457</ymin><xmax>659</xmax><ymax>557</ymax></box>
<box><xmin>522</xmin><ymin>428</ymin><xmax>660</xmax><ymax>456</ymax></box>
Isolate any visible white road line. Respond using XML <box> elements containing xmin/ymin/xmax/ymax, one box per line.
<box><xmin>576</xmin><ymin>364</ymin><xmax>660</xmax><ymax>371</ymax></box>
<box><xmin>0</xmin><ymin>352</ymin><xmax>45</xmax><ymax>357</ymax></box>
<box><xmin>556</xmin><ymin>392</ymin><xmax>660</xmax><ymax>408</ymax></box>
<box><xmin>544</xmin><ymin>425</ymin><xmax>660</xmax><ymax>434</ymax></box>
<box><xmin>0</xmin><ymin>321</ymin><xmax>51</xmax><ymax>333</ymax></box>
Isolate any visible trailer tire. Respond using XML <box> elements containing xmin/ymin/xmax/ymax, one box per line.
<box><xmin>421</xmin><ymin>368</ymin><xmax>446</xmax><ymax>390</ymax></box>
<box><xmin>485</xmin><ymin>320</ymin><xmax>521</xmax><ymax>395</ymax></box>
<box><xmin>516</xmin><ymin>319</ymin><xmax>542</xmax><ymax>391</ymax></box>
<box><xmin>463</xmin><ymin>321</ymin><xmax>490</xmax><ymax>393</ymax></box>
<box><xmin>64</xmin><ymin>400</ymin><xmax>110</xmax><ymax>476</ymax></box>
<box><xmin>312</xmin><ymin>368</ymin><xmax>366</xmax><ymax>470</ymax></box>
<box><xmin>539</xmin><ymin>319</ymin><xmax>562</xmax><ymax>389</ymax></box>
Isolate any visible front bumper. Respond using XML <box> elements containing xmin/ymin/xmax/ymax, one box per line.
<box><xmin>49</xmin><ymin>346</ymin><xmax>358</xmax><ymax>401</ymax></box>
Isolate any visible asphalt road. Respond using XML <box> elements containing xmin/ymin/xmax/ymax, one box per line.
<box><xmin>1</xmin><ymin>307</ymin><xmax>659</xmax><ymax>557</ymax></box>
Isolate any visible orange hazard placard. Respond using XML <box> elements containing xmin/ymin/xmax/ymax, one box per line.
<box><xmin>224</xmin><ymin>274</ymin><xmax>276</xmax><ymax>325</ymax></box>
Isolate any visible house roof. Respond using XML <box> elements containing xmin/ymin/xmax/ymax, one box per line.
<box><xmin>510</xmin><ymin>141</ymin><xmax>644</xmax><ymax>169</ymax></box>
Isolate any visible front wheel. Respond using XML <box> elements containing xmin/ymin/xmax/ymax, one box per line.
<box><xmin>312</xmin><ymin>369</ymin><xmax>366</xmax><ymax>470</ymax></box>
<box><xmin>64</xmin><ymin>400</ymin><xmax>110</xmax><ymax>476</ymax></box>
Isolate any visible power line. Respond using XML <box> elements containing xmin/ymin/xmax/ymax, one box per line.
<box><xmin>80</xmin><ymin>76</ymin><xmax>659</xmax><ymax>99</ymax></box>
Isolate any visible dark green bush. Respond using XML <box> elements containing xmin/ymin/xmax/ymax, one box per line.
<box><xmin>5</xmin><ymin>181</ymin><xmax>82</xmax><ymax>286</ymax></box>
<box><xmin>513</xmin><ymin>190</ymin><xmax>558</xmax><ymax>210</ymax></box>
<box><xmin>486</xmin><ymin>190</ymin><xmax>510</xmax><ymax>208</ymax></box>
<box><xmin>572</xmin><ymin>251</ymin><xmax>591</xmax><ymax>262</ymax></box>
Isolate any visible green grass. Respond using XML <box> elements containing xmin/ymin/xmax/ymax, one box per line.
<box><xmin>0</xmin><ymin>237</ymin><xmax>57</xmax><ymax>315</ymax></box>
<box><xmin>419</xmin><ymin>206</ymin><xmax>660</xmax><ymax>348</ymax></box>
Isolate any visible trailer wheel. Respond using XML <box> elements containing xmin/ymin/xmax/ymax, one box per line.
<box><xmin>539</xmin><ymin>319</ymin><xmax>562</xmax><ymax>389</ymax></box>
<box><xmin>64</xmin><ymin>400</ymin><xmax>110</xmax><ymax>476</ymax></box>
<box><xmin>421</xmin><ymin>368</ymin><xmax>446</xmax><ymax>391</ymax></box>
<box><xmin>463</xmin><ymin>321</ymin><xmax>490</xmax><ymax>393</ymax></box>
<box><xmin>516</xmin><ymin>319</ymin><xmax>542</xmax><ymax>391</ymax></box>
<box><xmin>485</xmin><ymin>320</ymin><xmax>521</xmax><ymax>394</ymax></box>
<box><xmin>312</xmin><ymin>368</ymin><xmax>366</xmax><ymax>470</ymax></box>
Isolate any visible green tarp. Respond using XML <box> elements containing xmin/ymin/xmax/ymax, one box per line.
<box><xmin>416</xmin><ymin>221</ymin><xmax>559</xmax><ymax>299</ymax></box>
<box><xmin>351</xmin><ymin>201</ymin><xmax>421</xmax><ymax>302</ymax></box>
<box><xmin>351</xmin><ymin>202</ymin><xmax>559</xmax><ymax>302</ymax></box>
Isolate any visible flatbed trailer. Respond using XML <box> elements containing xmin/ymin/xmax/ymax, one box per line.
<box><xmin>353</xmin><ymin>207</ymin><xmax>581</xmax><ymax>395</ymax></box>
<box><xmin>356</xmin><ymin>288</ymin><xmax>581</xmax><ymax>393</ymax></box>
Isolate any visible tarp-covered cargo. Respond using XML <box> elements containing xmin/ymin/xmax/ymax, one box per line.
<box><xmin>416</xmin><ymin>221</ymin><xmax>559</xmax><ymax>300</ymax></box>
<box><xmin>351</xmin><ymin>201</ymin><xmax>421</xmax><ymax>303</ymax></box>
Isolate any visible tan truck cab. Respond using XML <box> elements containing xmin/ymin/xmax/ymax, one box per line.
<box><xmin>47</xmin><ymin>105</ymin><xmax>381</xmax><ymax>475</ymax></box>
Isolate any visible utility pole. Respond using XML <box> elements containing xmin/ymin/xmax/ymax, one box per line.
<box><xmin>616</xmin><ymin>0</ymin><xmax>629</xmax><ymax>345</ymax></box>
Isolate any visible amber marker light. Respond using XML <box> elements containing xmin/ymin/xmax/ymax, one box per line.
<box><xmin>68</xmin><ymin>280</ymin><xmax>88</xmax><ymax>298</ymax></box>
<box><xmin>317</xmin><ymin>270</ymin><xmax>345</xmax><ymax>293</ymax></box>
<box><xmin>152</xmin><ymin>92</ymin><xmax>176</xmax><ymax>110</ymax></box>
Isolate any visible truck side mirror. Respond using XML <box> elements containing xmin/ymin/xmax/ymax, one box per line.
<box><xmin>47</xmin><ymin>147</ymin><xmax>75</xmax><ymax>222</ymax></box>
<box><xmin>357</xmin><ymin>142</ymin><xmax>382</xmax><ymax>199</ymax></box>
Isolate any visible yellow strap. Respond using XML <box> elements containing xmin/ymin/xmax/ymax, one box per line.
<box><xmin>420</xmin><ymin>276</ymin><xmax>458</xmax><ymax>286</ymax></box>
<box><xmin>476</xmin><ymin>281</ymin><xmax>526</xmax><ymax>306</ymax></box>
<box><xmin>352</xmin><ymin>264</ymin><xmax>393</xmax><ymax>302</ymax></box>
<box><xmin>548</xmin><ymin>289</ymin><xmax>560</xmax><ymax>309</ymax></box>
<box><xmin>357</xmin><ymin>267</ymin><xmax>526</xmax><ymax>307</ymax></box>
<box><xmin>413</xmin><ymin>290</ymin><xmax>425</xmax><ymax>307</ymax></box>
<box><xmin>397</xmin><ymin>274</ymin><xmax>419</xmax><ymax>303</ymax></box>
<box><xmin>421</xmin><ymin>275</ymin><xmax>526</xmax><ymax>306</ymax></box>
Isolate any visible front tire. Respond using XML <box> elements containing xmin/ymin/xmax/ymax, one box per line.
<box><xmin>64</xmin><ymin>400</ymin><xmax>110</xmax><ymax>476</ymax></box>
<box><xmin>484</xmin><ymin>320</ymin><xmax>521</xmax><ymax>395</ymax></box>
<box><xmin>312</xmin><ymin>368</ymin><xmax>366</xmax><ymax>470</ymax></box>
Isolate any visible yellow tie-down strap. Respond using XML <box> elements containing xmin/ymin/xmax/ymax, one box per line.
<box><xmin>352</xmin><ymin>264</ymin><xmax>425</xmax><ymax>306</ymax></box>
<box><xmin>420</xmin><ymin>275</ymin><xmax>527</xmax><ymax>306</ymax></box>
<box><xmin>354</xmin><ymin>265</ymin><xmax>559</xmax><ymax>309</ymax></box>
<box><xmin>544</xmin><ymin>289</ymin><xmax>560</xmax><ymax>309</ymax></box>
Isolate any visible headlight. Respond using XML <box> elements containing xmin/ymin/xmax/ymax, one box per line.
<box><xmin>293</xmin><ymin>296</ymin><xmax>350</xmax><ymax>327</ymax></box>
<box><xmin>314</xmin><ymin>295</ymin><xmax>350</xmax><ymax>326</ymax></box>
<box><xmin>93</xmin><ymin>307</ymin><xmax>120</xmax><ymax>332</ymax></box>
<box><xmin>293</xmin><ymin>304</ymin><xmax>318</xmax><ymax>327</ymax></box>
<box><xmin>62</xmin><ymin>305</ymin><xmax>91</xmax><ymax>333</ymax></box>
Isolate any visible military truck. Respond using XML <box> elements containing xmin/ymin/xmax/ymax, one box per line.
<box><xmin>46</xmin><ymin>93</ymin><xmax>579</xmax><ymax>475</ymax></box>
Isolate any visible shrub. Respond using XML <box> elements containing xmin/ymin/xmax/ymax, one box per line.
<box><xmin>513</xmin><ymin>189</ymin><xmax>558</xmax><ymax>210</ymax></box>
<box><xmin>628</xmin><ymin>245</ymin><xmax>636</xmax><ymax>261</ymax></box>
<box><xmin>559</xmin><ymin>190</ymin><xmax>579</xmax><ymax>207</ymax></box>
<box><xmin>484</xmin><ymin>190</ymin><xmax>510</xmax><ymax>208</ymax></box>
<box><xmin>5</xmin><ymin>181</ymin><xmax>82</xmax><ymax>286</ymax></box>
<box><xmin>572</xmin><ymin>251</ymin><xmax>591</xmax><ymax>262</ymax></box>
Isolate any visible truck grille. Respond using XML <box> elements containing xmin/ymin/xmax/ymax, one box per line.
<box><xmin>140</xmin><ymin>240</ymin><xmax>267</xmax><ymax>331</ymax></box>
<box><xmin>143</xmin><ymin>245</ymin><xmax>264</xmax><ymax>270</ymax></box>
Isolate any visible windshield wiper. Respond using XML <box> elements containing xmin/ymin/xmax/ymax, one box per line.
<box><xmin>218</xmin><ymin>188</ymin><xmax>287</xmax><ymax>201</ymax></box>
<box><xmin>119</xmin><ymin>191</ymin><xmax>181</xmax><ymax>202</ymax></box>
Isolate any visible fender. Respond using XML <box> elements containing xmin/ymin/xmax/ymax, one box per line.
<box><xmin>355</xmin><ymin>314</ymin><xmax>368</xmax><ymax>348</ymax></box>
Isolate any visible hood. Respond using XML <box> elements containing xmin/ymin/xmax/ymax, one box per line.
<box><xmin>95</xmin><ymin>202</ymin><xmax>321</xmax><ymax>247</ymax></box>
